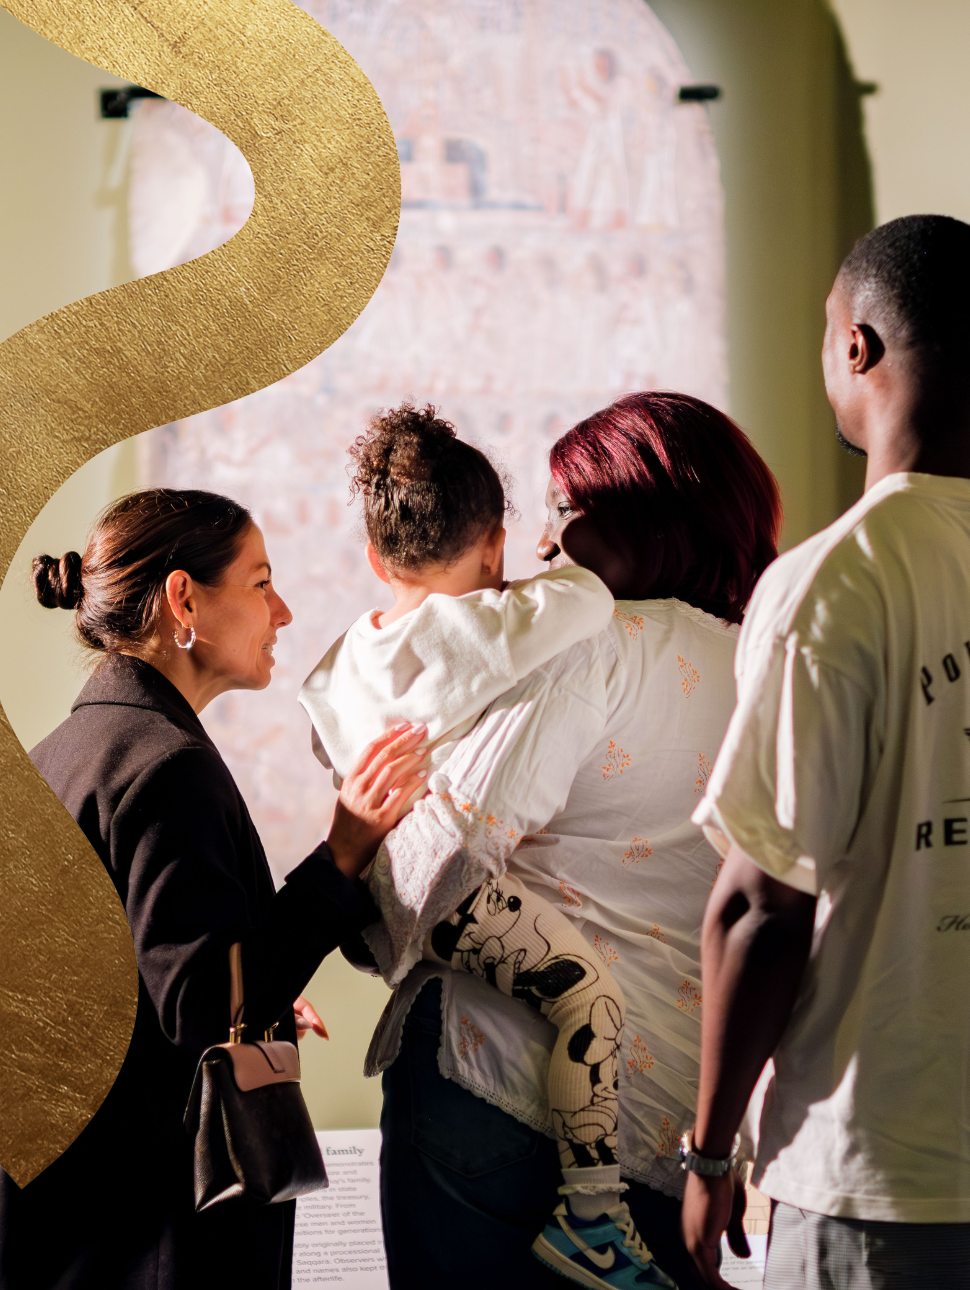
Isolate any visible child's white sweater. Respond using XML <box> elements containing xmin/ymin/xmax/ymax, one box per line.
<box><xmin>299</xmin><ymin>566</ymin><xmax>613</xmax><ymax>786</ymax></box>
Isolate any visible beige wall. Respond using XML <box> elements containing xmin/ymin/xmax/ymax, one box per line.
<box><xmin>0</xmin><ymin>10</ymin><xmax>130</xmax><ymax>344</ymax></box>
<box><xmin>831</xmin><ymin>0</ymin><xmax>970</xmax><ymax>225</ymax></box>
<box><xmin>0</xmin><ymin>11</ymin><xmax>136</xmax><ymax>750</ymax></box>
<box><xmin>650</xmin><ymin>0</ymin><xmax>871</xmax><ymax>538</ymax></box>
<box><xmin>3</xmin><ymin>1</ymin><xmax>967</xmax><ymax>1132</ymax></box>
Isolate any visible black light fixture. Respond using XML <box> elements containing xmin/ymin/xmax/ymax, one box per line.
<box><xmin>677</xmin><ymin>85</ymin><xmax>722</xmax><ymax>103</ymax></box>
<box><xmin>100</xmin><ymin>85</ymin><xmax>164</xmax><ymax>119</ymax></box>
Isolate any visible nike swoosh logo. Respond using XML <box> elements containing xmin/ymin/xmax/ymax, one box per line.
<box><xmin>557</xmin><ymin>1215</ymin><xmax>616</xmax><ymax>1269</ymax></box>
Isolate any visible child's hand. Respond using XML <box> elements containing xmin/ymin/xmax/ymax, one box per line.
<box><xmin>294</xmin><ymin>996</ymin><xmax>328</xmax><ymax>1040</ymax></box>
<box><xmin>327</xmin><ymin>723</ymin><xmax>428</xmax><ymax>879</ymax></box>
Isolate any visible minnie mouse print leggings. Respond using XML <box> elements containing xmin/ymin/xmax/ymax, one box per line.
<box><xmin>424</xmin><ymin>874</ymin><xmax>626</xmax><ymax>1192</ymax></box>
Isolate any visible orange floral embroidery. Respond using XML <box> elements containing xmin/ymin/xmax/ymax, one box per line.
<box><xmin>656</xmin><ymin>1117</ymin><xmax>681</xmax><ymax>1159</ymax></box>
<box><xmin>695</xmin><ymin>753</ymin><xmax>712</xmax><ymax>795</ymax></box>
<box><xmin>447</xmin><ymin>794</ymin><xmax>509</xmax><ymax>837</ymax></box>
<box><xmin>676</xmin><ymin>980</ymin><xmax>702</xmax><ymax>1014</ymax></box>
<box><xmin>559</xmin><ymin>881</ymin><xmax>582</xmax><ymax>909</ymax></box>
<box><xmin>647</xmin><ymin>924</ymin><xmax>666</xmax><ymax>943</ymax></box>
<box><xmin>518</xmin><ymin>830</ymin><xmax>545</xmax><ymax>848</ymax></box>
<box><xmin>678</xmin><ymin>654</ymin><xmax>700</xmax><ymax>697</ymax></box>
<box><xmin>626</xmin><ymin>1035</ymin><xmax>654</xmax><ymax>1075</ymax></box>
<box><xmin>457</xmin><ymin>1014</ymin><xmax>485</xmax><ymax>1060</ymax></box>
<box><xmin>623</xmin><ymin>837</ymin><xmax>652</xmax><ymax>865</ymax></box>
<box><xmin>433</xmin><ymin>791</ymin><xmax>526</xmax><ymax>869</ymax></box>
<box><xmin>602</xmin><ymin>741</ymin><xmax>631</xmax><ymax>780</ymax></box>
<box><xmin>615</xmin><ymin>609</ymin><xmax>645</xmax><ymax>639</ymax></box>
<box><xmin>594</xmin><ymin>935</ymin><xmax>619</xmax><ymax>966</ymax></box>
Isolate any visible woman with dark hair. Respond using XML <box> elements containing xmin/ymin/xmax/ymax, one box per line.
<box><xmin>368</xmin><ymin>393</ymin><xmax>781</xmax><ymax>1290</ymax></box>
<box><xmin>0</xmin><ymin>489</ymin><xmax>426</xmax><ymax>1290</ymax></box>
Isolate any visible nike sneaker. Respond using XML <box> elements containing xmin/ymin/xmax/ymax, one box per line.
<box><xmin>531</xmin><ymin>1201</ymin><xmax>678</xmax><ymax>1288</ymax></box>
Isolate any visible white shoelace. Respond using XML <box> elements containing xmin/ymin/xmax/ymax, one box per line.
<box><xmin>612</xmin><ymin>1208</ymin><xmax>653</xmax><ymax>1266</ymax></box>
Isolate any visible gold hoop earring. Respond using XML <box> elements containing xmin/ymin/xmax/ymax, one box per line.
<box><xmin>173</xmin><ymin>624</ymin><xmax>196</xmax><ymax>651</ymax></box>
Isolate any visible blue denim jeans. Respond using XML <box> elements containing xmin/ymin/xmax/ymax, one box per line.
<box><xmin>379</xmin><ymin>979</ymin><xmax>706</xmax><ymax>1290</ymax></box>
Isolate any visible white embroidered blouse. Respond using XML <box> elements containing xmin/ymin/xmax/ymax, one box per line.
<box><xmin>364</xmin><ymin>598</ymin><xmax>740</xmax><ymax>1196</ymax></box>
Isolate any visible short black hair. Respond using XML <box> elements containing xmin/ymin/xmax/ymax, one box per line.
<box><xmin>839</xmin><ymin>214</ymin><xmax>970</xmax><ymax>362</ymax></box>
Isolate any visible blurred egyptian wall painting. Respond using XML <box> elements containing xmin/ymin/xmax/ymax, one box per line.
<box><xmin>130</xmin><ymin>0</ymin><xmax>727</xmax><ymax>878</ymax></box>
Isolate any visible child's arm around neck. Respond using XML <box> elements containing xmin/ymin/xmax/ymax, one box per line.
<box><xmin>368</xmin><ymin>522</ymin><xmax>615</xmax><ymax>683</ymax></box>
<box><xmin>299</xmin><ymin>535</ymin><xmax>615</xmax><ymax>785</ymax></box>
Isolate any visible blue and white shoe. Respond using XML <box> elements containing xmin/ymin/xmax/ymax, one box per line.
<box><xmin>532</xmin><ymin>1201</ymin><xmax>678</xmax><ymax>1289</ymax></box>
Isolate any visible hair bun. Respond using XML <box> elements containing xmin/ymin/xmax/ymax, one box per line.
<box><xmin>33</xmin><ymin>551</ymin><xmax>84</xmax><ymax>610</ymax></box>
<box><xmin>352</xmin><ymin>402</ymin><xmax>458</xmax><ymax>496</ymax></box>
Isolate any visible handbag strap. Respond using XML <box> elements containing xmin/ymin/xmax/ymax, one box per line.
<box><xmin>227</xmin><ymin>941</ymin><xmax>280</xmax><ymax>1044</ymax></box>
<box><xmin>229</xmin><ymin>942</ymin><xmax>246</xmax><ymax>1043</ymax></box>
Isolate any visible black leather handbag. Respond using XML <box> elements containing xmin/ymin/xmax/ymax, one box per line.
<box><xmin>183</xmin><ymin>943</ymin><xmax>328</xmax><ymax>1211</ymax></box>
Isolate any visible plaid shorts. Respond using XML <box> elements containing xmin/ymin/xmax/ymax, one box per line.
<box><xmin>764</xmin><ymin>1202</ymin><xmax>970</xmax><ymax>1290</ymax></box>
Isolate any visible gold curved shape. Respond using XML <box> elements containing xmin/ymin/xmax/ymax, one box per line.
<box><xmin>0</xmin><ymin>0</ymin><xmax>399</xmax><ymax>1185</ymax></box>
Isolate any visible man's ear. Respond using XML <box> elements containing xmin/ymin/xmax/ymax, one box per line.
<box><xmin>561</xmin><ymin>516</ymin><xmax>639</xmax><ymax>598</ymax></box>
<box><xmin>366</xmin><ymin>541</ymin><xmax>392</xmax><ymax>586</ymax></box>
<box><xmin>849</xmin><ymin>322</ymin><xmax>886</xmax><ymax>374</ymax></box>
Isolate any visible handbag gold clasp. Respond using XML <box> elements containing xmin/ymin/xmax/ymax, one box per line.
<box><xmin>264</xmin><ymin>1023</ymin><xmax>278</xmax><ymax>1042</ymax></box>
<box><xmin>228</xmin><ymin>1023</ymin><xmax>247</xmax><ymax>1045</ymax></box>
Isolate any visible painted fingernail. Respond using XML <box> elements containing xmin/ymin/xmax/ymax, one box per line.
<box><xmin>417</xmin><ymin>769</ymin><xmax>427</xmax><ymax>779</ymax></box>
<box><xmin>394</xmin><ymin>722</ymin><xmax>411</xmax><ymax>731</ymax></box>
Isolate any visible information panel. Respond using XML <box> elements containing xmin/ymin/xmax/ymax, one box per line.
<box><xmin>293</xmin><ymin>1129</ymin><xmax>389</xmax><ymax>1289</ymax></box>
<box><xmin>720</xmin><ymin>1234</ymin><xmax>767</xmax><ymax>1288</ymax></box>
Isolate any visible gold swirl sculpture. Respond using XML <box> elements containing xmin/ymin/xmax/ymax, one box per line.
<box><xmin>0</xmin><ymin>0</ymin><xmax>399</xmax><ymax>1186</ymax></box>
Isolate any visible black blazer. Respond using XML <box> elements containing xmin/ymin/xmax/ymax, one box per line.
<box><xmin>0</xmin><ymin>654</ymin><xmax>376</xmax><ymax>1290</ymax></box>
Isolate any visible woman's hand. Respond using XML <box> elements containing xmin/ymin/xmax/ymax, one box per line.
<box><xmin>294</xmin><ymin>996</ymin><xmax>328</xmax><ymax>1040</ymax></box>
<box><xmin>327</xmin><ymin>723</ymin><xmax>429</xmax><ymax>879</ymax></box>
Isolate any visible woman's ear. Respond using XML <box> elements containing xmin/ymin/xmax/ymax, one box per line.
<box><xmin>163</xmin><ymin>570</ymin><xmax>195</xmax><ymax>628</ymax></box>
<box><xmin>366</xmin><ymin>542</ymin><xmax>392</xmax><ymax>586</ymax></box>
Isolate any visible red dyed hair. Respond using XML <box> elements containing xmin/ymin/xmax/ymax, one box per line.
<box><xmin>550</xmin><ymin>392</ymin><xmax>782</xmax><ymax>623</ymax></box>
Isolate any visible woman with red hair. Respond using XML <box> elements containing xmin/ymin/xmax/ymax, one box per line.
<box><xmin>372</xmin><ymin>392</ymin><xmax>781</xmax><ymax>1290</ymax></box>
<box><xmin>548</xmin><ymin>391</ymin><xmax>780</xmax><ymax>621</ymax></box>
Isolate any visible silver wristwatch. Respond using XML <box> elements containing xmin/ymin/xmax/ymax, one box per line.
<box><xmin>678</xmin><ymin>1132</ymin><xmax>741</xmax><ymax>1177</ymax></box>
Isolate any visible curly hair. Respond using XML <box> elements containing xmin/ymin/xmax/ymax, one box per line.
<box><xmin>349</xmin><ymin>402</ymin><xmax>511</xmax><ymax>571</ymax></box>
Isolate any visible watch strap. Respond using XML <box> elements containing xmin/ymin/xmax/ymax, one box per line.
<box><xmin>678</xmin><ymin>1132</ymin><xmax>740</xmax><ymax>1177</ymax></box>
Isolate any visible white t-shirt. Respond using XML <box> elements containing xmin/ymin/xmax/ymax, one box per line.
<box><xmin>363</xmin><ymin>599</ymin><xmax>740</xmax><ymax>1196</ymax></box>
<box><xmin>298</xmin><ymin>566</ymin><xmax>613</xmax><ymax>784</ymax></box>
<box><xmin>693</xmin><ymin>472</ymin><xmax>970</xmax><ymax>1223</ymax></box>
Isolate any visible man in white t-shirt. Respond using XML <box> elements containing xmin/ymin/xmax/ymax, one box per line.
<box><xmin>681</xmin><ymin>215</ymin><xmax>970</xmax><ymax>1289</ymax></box>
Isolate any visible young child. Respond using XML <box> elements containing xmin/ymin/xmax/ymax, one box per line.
<box><xmin>300</xmin><ymin>404</ymin><xmax>675</xmax><ymax>1289</ymax></box>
